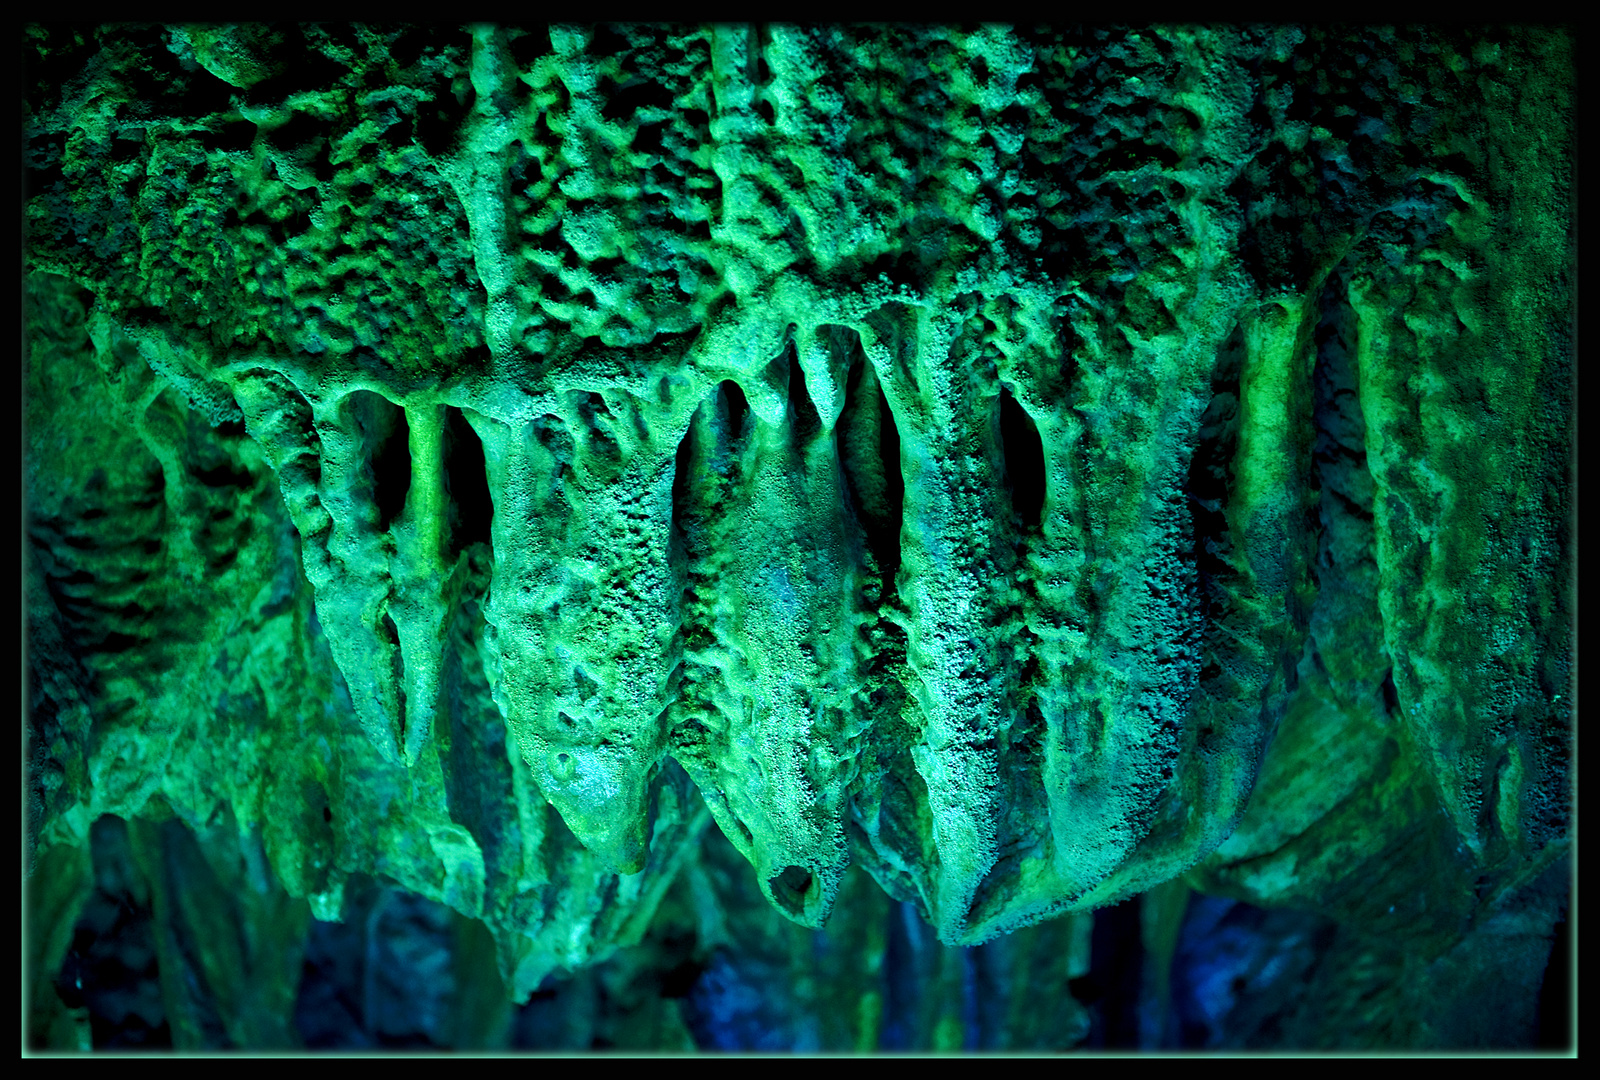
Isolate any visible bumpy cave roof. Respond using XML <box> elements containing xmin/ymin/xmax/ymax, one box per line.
<box><xmin>24</xmin><ymin>24</ymin><xmax>1573</xmax><ymax>1050</ymax></box>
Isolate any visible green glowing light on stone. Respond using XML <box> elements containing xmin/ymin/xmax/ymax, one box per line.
<box><xmin>24</xmin><ymin>22</ymin><xmax>1572</xmax><ymax>1051</ymax></box>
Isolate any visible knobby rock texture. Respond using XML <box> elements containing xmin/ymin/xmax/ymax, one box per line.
<box><xmin>24</xmin><ymin>23</ymin><xmax>1574</xmax><ymax>1050</ymax></box>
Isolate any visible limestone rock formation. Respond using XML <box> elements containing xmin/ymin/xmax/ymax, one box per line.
<box><xmin>24</xmin><ymin>23</ymin><xmax>1573</xmax><ymax>1050</ymax></box>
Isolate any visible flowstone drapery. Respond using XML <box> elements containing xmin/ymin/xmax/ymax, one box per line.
<box><xmin>25</xmin><ymin>24</ymin><xmax>1572</xmax><ymax>1049</ymax></box>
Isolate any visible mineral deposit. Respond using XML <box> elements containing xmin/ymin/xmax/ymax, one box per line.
<box><xmin>24</xmin><ymin>23</ymin><xmax>1573</xmax><ymax>1050</ymax></box>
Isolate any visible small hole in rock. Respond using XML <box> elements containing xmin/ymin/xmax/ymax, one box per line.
<box><xmin>770</xmin><ymin>864</ymin><xmax>814</xmax><ymax>918</ymax></box>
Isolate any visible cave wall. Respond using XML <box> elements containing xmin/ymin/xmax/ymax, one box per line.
<box><xmin>24</xmin><ymin>23</ymin><xmax>1574</xmax><ymax>1051</ymax></box>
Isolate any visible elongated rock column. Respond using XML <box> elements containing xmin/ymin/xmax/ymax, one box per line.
<box><xmin>228</xmin><ymin>374</ymin><xmax>402</xmax><ymax>764</ymax></box>
<box><xmin>859</xmin><ymin>302</ymin><xmax>1015</xmax><ymax>942</ymax></box>
<box><xmin>230</xmin><ymin>374</ymin><xmax>461</xmax><ymax>769</ymax></box>
<box><xmin>680</xmin><ymin>333</ymin><xmax>862</xmax><ymax>926</ymax></box>
<box><xmin>470</xmin><ymin>389</ymin><xmax>685</xmax><ymax>876</ymax></box>
<box><xmin>386</xmin><ymin>402</ymin><xmax>459</xmax><ymax>766</ymax></box>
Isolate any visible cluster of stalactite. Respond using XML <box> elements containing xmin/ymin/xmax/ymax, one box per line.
<box><xmin>26</xmin><ymin>23</ymin><xmax>1571</xmax><ymax>1035</ymax></box>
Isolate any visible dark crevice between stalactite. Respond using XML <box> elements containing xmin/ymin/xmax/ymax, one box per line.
<box><xmin>1310</xmin><ymin>271</ymin><xmax>1375</xmax><ymax>572</ymax></box>
<box><xmin>751</xmin><ymin>24</ymin><xmax>775</xmax><ymax>127</ymax></box>
<box><xmin>718</xmin><ymin>379</ymin><xmax>750</xmax><ymax>456</ymax></box>
<box><xmin>1070</xmin><ymin>896</ymin><xmax>1145</xmax><ymax>1049</ymax></box>
<box><xmin>836</xmin><ymin>353</ymin><xmax>905</xmax><ymax>600</ymax></box>
<box><xmin>1188</xmin><ymin>321</ymin><xmax>1245</xmax><ymax>682</ymax></box>
<box><xmin>1308</xmin><ymin>272</ymin><xmax>1385</xmax><ymax>702</ymax></box>
<box><xmin>747</xmin><ymin>24</ymin><xmax>769</xmax><ymax>88</ymax></box>
<box><xmin>1380</xmin><ymin>666</ymin><xmax>1400</xmax><ymax>720</ymax></box>
<box><xmin>443</xmin><ymin>405</ymin><xmax>493</xmax><ymax>559</ymax></box>
<box><xmin>729</xmin><ymin>809</ymin><xmax>755</xmax><ymax>851</ymax></box>
<box><xmin>1478</xmin><ymin>747</ymin><xmax>1509</xmax><ymax>862</ymax></box>
<box><xmin>667</xmin><ymin>416</ymin><xmax>697</xmax><ymax>714</ymax></box>
<box><xmin>998</xmin><ymin>386</ymin><xmax>1046</xmax><ymax>532</ymax></box>
<box><xmin>670</xmin><ymin>411</ymin><xmax>695</xmax><ymax>541</ymax></box>
<box><xmin>785</xmin><ymin>338</ymin><xmax>823</xmax><ymax>453</ymax></box>
<box><xmin>380</xmin><ymin>610</ymin><xmax>407</xmax><ymax>748</ymax></box>
<box><xmin>876</xmin><ymin>378</ymin><xmax>905</xmax><ymax>596</ymax></box>
<box><xmin>347</xmin><ymin>391</ymin><xmax>412</xmax><ymax>532</ymax></box>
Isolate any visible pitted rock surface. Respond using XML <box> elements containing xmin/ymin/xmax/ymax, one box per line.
<box><xmin>25</xmin><ymin>24</ymin><xmax>1572</xmax><ymax>1048</ymax></box>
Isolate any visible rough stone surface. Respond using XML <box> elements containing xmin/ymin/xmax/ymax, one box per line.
<box><xmin>24</xmin><ymin>23</ymin><xmax>1573</xmax><ymax>1050</ymax></box>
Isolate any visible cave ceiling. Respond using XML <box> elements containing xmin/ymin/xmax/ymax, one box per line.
<box><xmin>23</xmin><ymin>23</ymin><xmax>1574</xmax><ymax>1050</ymax></box>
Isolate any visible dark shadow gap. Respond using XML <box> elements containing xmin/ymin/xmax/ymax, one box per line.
<box><xmin>443</xmin><ymin>405</ymin><xmax>493</xmax><ymax>557</ymax></box>
<box><xmin>1380</xmin><ymin>666</ymin><xmax>1400</xmax><ymax>719</ymax></box>
<box><xmin>1187</xmin><ymin>322</ymin><xmax>1244</xmax><ymax>639</ymax></box>
<box><xmin>718</xmin><ymin>379</ymin><xmax>750</xmax><ymax>454</ymax></box>
<box><xmin>877</xmin><ymin>377</ymin><xmax>905</xmax><ymax>587</ymax></box>
<box><xmin>600</xmin><ymin>75</ymin><xmax>676</xmax><ymax>124</ymax></box>
<box><xmin>1069</xmin><ymin>897</ymin><xmax>1144</xmax><ymax>1049</ymax></box>
<box><xmin>785</xmin><ymin>339</ymin><xmax>822</xmax><ymax>453</ymax></box>
<box><xmin>415</xmin><ymin>58</ymin><xmax>475</xmax><ymax>159</ymax></box>
<box><xmin>1310</xmin><ymin>273</ymin><xmax>1376</xmax><ymax>580</ymax></box>
<box><xmin>347</xmin><ymin>391</ymin><xmax>412</xmax><ymax>532</ymax></box>
<box><xmin>1538</xmin><ymin>911</ymin><xmax>1572</xmax><ymax>1049</ymax></box>
<box><xmin>998</xmin><ymin>386</ymin><xmax>1046</xmax><ymax>531</ymax></box>
<box><xmin>835</xmin><ymin>348</ymin><xmax>904</xmax><ymax>594</ymax></box>
<box><xmin>670</xmin><ymin>411</ymin><xmax>696</xmax><ymax>538</ymax></box>
<box><xmin>380</xmin><ymin>610</ymin><xmax>406</xmax><ymax>746</ymax></box>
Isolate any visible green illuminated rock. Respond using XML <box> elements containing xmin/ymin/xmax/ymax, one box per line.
<box><xmin>25</xmin><ymin>23</ymin><xmax>1572</xmax><ymax>1049</ymax></box>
